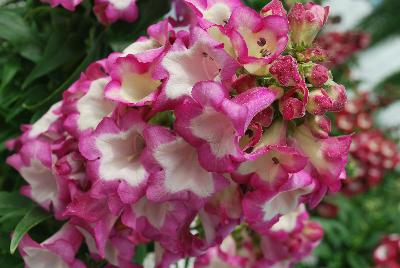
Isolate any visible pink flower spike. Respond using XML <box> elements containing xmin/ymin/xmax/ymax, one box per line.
<box><xmin>105</xmin><ymin>55</ymin><xmax>162</xmax><ymax>106</ymax></box>
<box><xmin>93</xmin><ymin>0</ymin><xmax>139</xmax><ymax>25</ymax></box>
<box><xmin>226</xmin><ymin>6</ymin><xmax>289</xmax><ymax>73</ymax></box>
<box><xmin>79</xmin><ymin>110</ymin><xmax>149</xmax><ymax>204</ymax></box>
<box><xmin>18</xmin><ymin>223</ymin><xmax>85</xmax><ymax>268</ymax></box>
<box><xmin>184</xmin><ymin>0</ymin><xmax>244</xmax><ymax>28</ymax></box>
<box><xmin>143</xmin><ymin>125</ymin><xmax>227</xmax><ymax>206</ymax></box>
<box><xmin>288</xmin><ymin>3</ymin><xmax>330</xmax><ymax>46</ymax></box>
<box><xmin>291</xmin><ymin>125</ymin><xmax>352</xmax><ymax>192</ymax></box>
<box><xmin>260</xmin><ymin>0</ymin><xmax>287</xmax><ymax>17</ymax></box>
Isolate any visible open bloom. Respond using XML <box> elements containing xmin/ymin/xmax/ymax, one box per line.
<box><xmin>19</xmin><ymin>223</ymin><xmax>85</xmax><ymax>268</ymax></box>
<box><xmin>105</xmin><ymin>55</ymin><xmax>162</xmax><ymax>106</ymax></box>
<box><xmin>94</xmin><ymin>0</ymin><xmax>139</xmax><ymax>25</ymax></box>
<box><xmin>225</xmin><ymin>6</ymin><xmax>289</xmax><ymax>73</ymax></box>
<box><xmin>41</xmin><ymin>0</ymin><xmax>83</xmax><ymax>11</ymax></box>
<box><xmin>79</xmin><ymin>110</ymin><xmax>149</xmax><ymax>204</ymax></box>
<box><xmin>184</xmin><ymin>0</ymin><xmax>244</xmax><ymax>28</ymax></box>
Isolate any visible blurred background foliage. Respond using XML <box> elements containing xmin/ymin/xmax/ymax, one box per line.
<box><xmin>0</xmin><ymin>0</ymin><xmax>399</xmax><ymax>267</ymax></box>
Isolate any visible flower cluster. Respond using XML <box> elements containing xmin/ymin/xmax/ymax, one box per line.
<box><xmin>41</xmin><ymin>0</ymin><xmax>138</xmax><ymax>25</ymax></box>
<box><xmin>316</xmin><ymin>31</ymin><xmax>370</xmax><ymax>67</ymax></box>
<box><xmin>373</xmin><ymin>235</ymin><xmax>400</xmax><ymax>268</ymax></box>
<box><xmin>7</xmin><ymin>1</ymin><xmax>350</xmax><ymax>267</ymax></box>
<box><xmin>195</xmin><ymin>205</ymin><xmax>323</xmax><ymax>268</ymax></box>
<box><xmin>336</xmin><ymin>94</ymin><xmax>399</xmax><ymax>195</ymax></box>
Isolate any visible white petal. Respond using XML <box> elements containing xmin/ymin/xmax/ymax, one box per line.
<box><xmin>191</xmin><ymin>106</ymin><xmax>237</xmax><ymax>158</ymax></box>
<box><xmin>96</xmin><ymin>130</ymin><xmax>147</xmax><ymax>186</ymax></box>
<box><xmin>203</xmin><ymin>3</ymin><xmax>232</xmax><ymax>25</ymax></box>
<box><xmin>132</xmin><ymin>198</ymin><xmax>172</xmax><ymax>229</ymax></box>
<box><xmin>21</xmin><ymin>159</ymin><xmax>57</xmax><ymax>205</ymax></box>
<box><xmin>162</xmin><ymin>41</ymin><xmax>221</xmax><ymax>99</ymax></box>
<box><xmin>77</xmin><ymin>78</ymin><xmax>115</xmax><ymax>131</ymax></box>
<box><xmin>24</xmin><ymin>248</ymin><xmax>69</xmax><ymax>268</ymax></box>
<box><xmin>29</xmin><ymin>102</ymin><xmax>61</xmax><ymax>138</ymax></box>
<box><xmin>155</xmin><ymin>138</ymin><xmax>214</xmax><ymax>197</ymax></box>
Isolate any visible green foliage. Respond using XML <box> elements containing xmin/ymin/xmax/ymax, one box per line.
<box><xmin>10</xmin><ymin>207</ymin><xmax>51</xmax><ymax>254</ymax></box>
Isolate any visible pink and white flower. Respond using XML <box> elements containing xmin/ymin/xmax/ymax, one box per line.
<box><xmin>225</xmin><ymin>6</ymin><xmax>289</xmax><ymax>73</ymax></box>
<box><xmin>41</xmin><ymin>0</ymin><xmax>83</xmax><ymax>11</ymax></box>
<box><xmin>235</xmin><ymin>121</ymin><xmax>308</xmax><ymax>191</ymax></box>
<box><xmin>18</xmin><ymin>223</ymin><xmax>85</xmax><ymax>268</ymax></box>
<box><xmin>143</xmin><ymin>125</ymin><xmax>227</xmax><ymax>206</ymax></box>
<box><xmin>79</xmin><ymin>110</ymin><xmax>148</xmax><ymax>204</ymax></box>
<box><xmin>6</xmin><ymin>140</ymin><xmax>65</xmax><ymax>215</ymax></box>
<box><xmin>63</xmin><ymin>75</ymin><xmax>116</xmax><ymax>137</ymax></box>
<box><xmin>160</xmin><ymin>27</ymin><xmax>237</xmax><ymax>104</ymax></box>
<box><xmin>105</xmin><ymin>55</ymin><xmax>162</xmax><ymax>106</ymax></box>
<box><xmin>290</xmin><ymin>125</ymin><xmax>351</xmax><ymax>192</ymax></box>
<box><xmin>93</xmin><ymin>0</ymin><xmax>139</xmax><ymax>25</ymax></box>
<box><xmin>242</xmin><ymin>169</ymin><xmax>314</xmax><ymax>233</ymax></box>
<box><xmin>184</xmin><ymin>0</ymin><xmax>244</xmax><ymax>28</ymax></box>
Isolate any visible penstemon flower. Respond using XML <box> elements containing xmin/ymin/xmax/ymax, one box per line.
<box><xmin>337</xmin><ymin>92</ymin><xmax>399</xmax><ymax>195</ymax></box>
<box><xmin>8</xmin><ymin>1</ymin><xmax>351</xmax><ymax>267</ymax></box>
<box><xmin>373</xmin><ymin>235</ymin><xmax>400</xmax><ymax>268</ymax></box>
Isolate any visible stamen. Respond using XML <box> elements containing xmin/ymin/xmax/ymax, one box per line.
<box><xmin>272</xmin><ymin>157</ymin><xmax>280</xmax><ymax>165</ymax></box>
<box><xmin>257</xmin><ymin>37</ymin><xmax>266</xmax><ymax>47</ymax></box>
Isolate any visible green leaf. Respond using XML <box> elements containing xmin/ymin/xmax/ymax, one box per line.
<box><xmin>10</xmin><ymin>207</ymin><xmax>51</xmax><ymax>254</ymax></box>
<box><xmin>0</xmin><ymin>10</ymin><xmax>41</xmax><ymax>62</ymax></box>
<box><xmin>0</xmin><ymin>58</ymin><xmax>20</xmax><ymax>91</ymax></box>
<box><xmin>22</xmin><ymin>31</ymin><xmax>85</xmax><ymax>88</ymax></box>
<box><xmin>23</xmin><ymin>31</ymin><xmax>103</xmax><ymax>109</ymax></box>
<box><xmin>0</xmin><ymin>192</ymin><xmax>33</xmax><ymax>215</ymax></box>
<box><xmin>133</xmin><ymin>244</ymin><xmax>147</xmax><ymax>265</ymax></box>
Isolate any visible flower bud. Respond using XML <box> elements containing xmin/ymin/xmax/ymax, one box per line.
<box><xmin>305</xmin><ymin>115</ymin><xmax>331</xmax><ymax>139</ymax></box>
<box><xmin>305</xmin><ymin>63</ymin><xmax>329</xmax><ymax>87</ymax></box>
<box><xmin>325</xmin><ymin>82</ymin><xmax>347</xmax><ymax>112</ymax></box>
<box><xmin>288</xmin><ymin>3</ymin><xmax>330</xmax><ymax>46</ymax></box>
<box><xmin>303</xmin><ymin>221</ymin><xmax>324</xmax><ymax>242</ymax></box>
<box><xmin>279</xmin><ymin>96</ymin><xmax>305</xmax><ymax>120</ymax></box>
<box><xmin>269</xmin><ymin>55</ymin><xmax>303</xmax><ymax>87</ymax></box>
<box><xmin>306</xmin><ymin>89</ymin><xmax>332</xmax><ymax>115</ymax></box>
<box><xmin>260</xmin><ymin>0</ymin><xmax>287</xmax><ymax>17</ymax></box>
